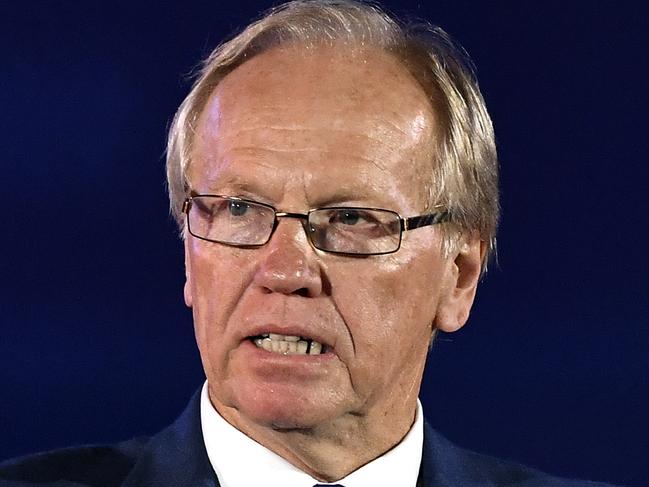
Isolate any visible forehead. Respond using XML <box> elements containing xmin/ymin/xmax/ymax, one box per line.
<box><xmin>190</xmin><ymin>44</ymin><xmax>437</xmax><ymax>211</ymax></box>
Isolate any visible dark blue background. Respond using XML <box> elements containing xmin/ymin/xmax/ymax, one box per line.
<box><xmin>1</xmin><ymin>1</ymin><xmax>647</xmax><ymax>486</ymax></box>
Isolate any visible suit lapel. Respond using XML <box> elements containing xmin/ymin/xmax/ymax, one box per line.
<box><xmin>417</xmin><ymin>421</ymin><xmax>463</xmax><ymax>487</ymax></box>
<box><xmin>121</xmin><ymin>389</ymin><xmax>220</xmax><ymax>487</ymax></box>
<box><xmin>417</xmin><ymin>421</ymin><xmax>436</xmax><ymax>487</ymax></box>
<box><xmin>418</xmin><ymin>421</ymin><xmax>507</xmax><ymax>487</ymax></box>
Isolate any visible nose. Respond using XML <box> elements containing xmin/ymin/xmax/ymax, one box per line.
<box><xmin>253</xmin><ymin>218</ymin><xmax>324</xmax><ymax>297</ymax></box>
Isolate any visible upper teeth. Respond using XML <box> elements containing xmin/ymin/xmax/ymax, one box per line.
<box><xmin>254</xmin><ymin>333</ymin><xmax>323</xmax><ymax>355</ymax></box>
<box><xmin>269</xmin><ymin>333</ymin><xmax>299</xmax><ymax>341</ymax></box>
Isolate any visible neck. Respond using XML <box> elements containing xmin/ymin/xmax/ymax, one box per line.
<box><xmin>211</xmin><ymin>394</ymin><xmax>419</xmax><ymax>482</ymax></box>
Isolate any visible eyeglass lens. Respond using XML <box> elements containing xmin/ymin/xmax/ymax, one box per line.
<box><xmin>187</xmin><ymin>196</ymin><xmax>402</xmax><ymax>255</ymax></box>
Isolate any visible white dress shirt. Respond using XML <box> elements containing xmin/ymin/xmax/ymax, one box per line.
<box><xmin>200</xmin><ymin>381</ymin><xmax>423</xmax><ymax>487</ymax></box>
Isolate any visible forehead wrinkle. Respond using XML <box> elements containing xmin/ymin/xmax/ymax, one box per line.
<box><xmin>223</xmin><ymin>147</ymin><xmax>399</xmax><ymax>178</ymax></box>
<box><xmin>215</xmin><ymin>96</ymin><xmax>434</xmax><ymax>153</ymax></box>
<box><xmin>195</xmin><ymin>152</ymin><xmax>413</xmax><ymax>211</ymax></box>
<box><xmin>198</xmin><ymin>162</ymin><xmax>276</xmax><ymax>188</ymax></box>
<box><xmin>191</xmin><ymin>142</ymin><xmax>429</xmax><ymax>212</ymax></box>
<box><xmin>232</xmin><ymin>138</ymin><xmax>402</xmax><ymax>158</ymax></box>
<box><xmin>223</xmin><ymin>111</ymin><xmax>429</xmax><ymax>144</ymax></box>
<box><xmin>218</xmin><ymin>128</ymin><xmax>423</xmax><ymax>171</ymax></box>
<box><xmin>192</xmin><ymin>134</ymin><xmax>431</xmax><ymax>213</ymax></box>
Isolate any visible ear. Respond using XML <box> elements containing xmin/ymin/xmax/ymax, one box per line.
<box><xmin>434</xmin><ymin>236</ymin><xmax>486</xmax><ymax>333</ymax></box>
<box><xmin>183</xmin><ymin>238</ymin><xmax>193</xmax><ymax>308</ymax></box>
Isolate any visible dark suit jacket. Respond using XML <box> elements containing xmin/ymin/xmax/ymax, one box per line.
<box><xmin>0</xmin><ymin>390</ymin><xmax>616</xmax><ymax>486</ymax></box>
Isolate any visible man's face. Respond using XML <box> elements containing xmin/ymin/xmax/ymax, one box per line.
<box><xmin>185</xmin><ymin>45</ymin><xmax>470</xmax><ymax>433</ymax></box>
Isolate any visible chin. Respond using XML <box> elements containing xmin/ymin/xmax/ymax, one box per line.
<box><xmin>228</xmin><ymin>380</ymin><xmax>347</xmax><ymax>431</ymax></box>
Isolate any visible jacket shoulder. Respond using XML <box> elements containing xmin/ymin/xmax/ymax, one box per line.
<box><xmin>0</xmin><ymin>389</ymin><xmax>215</xmax><ymax>487</ymax></box>
<box><xmin>454</xmin><ymin>447</ymin><xmax>614</xmax><ymax>486</ymax></box>
<box><xmin>0</xmin><ymin>437</ymin><xmax>148</xmax><ymax>487</ymax></box>
<box><xmin>421</xmin><ymin>422</ymin><xmax>618</xmax><ymax>487</ymax></box>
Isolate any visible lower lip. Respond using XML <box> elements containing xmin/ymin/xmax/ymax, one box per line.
<box><xmin>239</xmin><ymin>339</ymin><xmax>337</xmax><ymax>365</ymax></box>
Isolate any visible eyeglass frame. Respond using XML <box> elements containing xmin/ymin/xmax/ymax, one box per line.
<box><xmin>181</xmin><ymin>194</ymin><xmax>451</xmax><ymax>256</ymax></box>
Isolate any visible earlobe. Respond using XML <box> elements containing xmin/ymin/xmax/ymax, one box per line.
<box><xmin>184</xmin><ymin>280</ymin><xmax>193</xmax><ymax>308</ymax></box>
<box><xmin>184</xmin><ymin>238</ymin><xmax>193</xmax><ymax>308</ymax></box>
<box><xmin>434</xmin><ymin>237</ymin><xmax>485</xmax><ymax>333</ymax></box>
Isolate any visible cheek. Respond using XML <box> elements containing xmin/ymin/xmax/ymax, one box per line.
<box><xmin>188</xmin><ymin>243</ymin><xmax>253</xmax><ymax>347</ymax></box>
<box><xmin>334</xmin><ymin>247</ymin><xmax>444</xmax><ymax>356</ymax></box>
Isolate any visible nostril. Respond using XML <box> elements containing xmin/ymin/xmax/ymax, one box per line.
<box><xmin>295</xmin><ymin>287</ymin><xmax>311</xmax><ymax>297</ymax></box>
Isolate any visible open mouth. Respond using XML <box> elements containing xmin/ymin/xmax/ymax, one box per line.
<box><xmin>250</xmin><ymin>333</ymin><xmax>325</xmax><ymax>355</ymax></box>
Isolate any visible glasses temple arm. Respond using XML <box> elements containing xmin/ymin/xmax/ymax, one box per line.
<box><xmin>402</xmin><ymin>211</ymin><xmax>450</xmax><ymax>231</ymax></box>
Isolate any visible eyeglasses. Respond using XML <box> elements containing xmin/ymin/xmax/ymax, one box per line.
<box><xmin>182</xmin><ymin>195</ymin><xmax>450</xmax><ymax>256</ymax></box>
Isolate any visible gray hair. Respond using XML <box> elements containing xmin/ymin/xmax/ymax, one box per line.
<box><xmin>166</xmin><ymin>0</ymin><xmax>499</xmax><ymax>269</ymax></box>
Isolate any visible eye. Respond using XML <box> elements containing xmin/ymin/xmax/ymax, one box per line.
<box><xmin>335</xmin><ymin>209</ymin><xmax>361</xmax><ymax>225</ymax></box>
<box><xmin>228</xmin><ymin>200</ymin><xmax>249</xmax><ymax>217</ymax></box>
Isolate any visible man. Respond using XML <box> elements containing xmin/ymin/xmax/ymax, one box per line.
<box><xmin>0</xmin><ymin>1</ymin><xmax>615</xmax><ymax>486</ymax></box>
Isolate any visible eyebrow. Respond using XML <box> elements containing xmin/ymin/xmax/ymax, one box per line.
<box><xmin>192</xmin><ymin>176</ymin><xmax>259</xmax><ymax>196</ymax></box>
<box><xmin>192</xmin><ymin>171</ymin><xmax>401</xmax><ymax>210</ymax></box>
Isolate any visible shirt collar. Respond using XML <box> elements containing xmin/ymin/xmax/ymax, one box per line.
<box><xmin>200</xmin><ymin>381</ymin><xmax>423</xmax><ymax>487</ymax></box>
